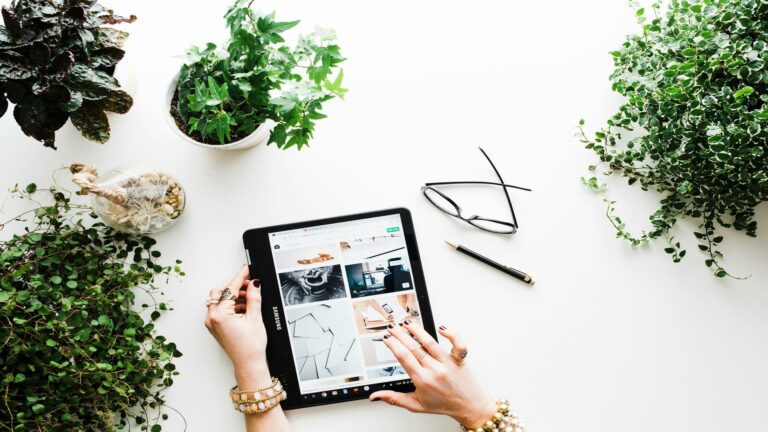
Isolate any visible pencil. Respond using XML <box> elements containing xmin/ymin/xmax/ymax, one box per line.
<box><xmin>445</xmin><ymin>241</ymin><xmax>535</xmax><ymax>286</ymax></box>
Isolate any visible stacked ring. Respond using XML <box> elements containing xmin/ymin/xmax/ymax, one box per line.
<box><xmin>410</xmin><ymin>346</ymin><xmax>428</xmax><ymax>362</ymax></box>
<box><xmin>205</xmin><ymin>298</ymin><xmax>221</xmax><ymax>307</ymax></box>
<box><xmin>450</xmin><ymin>348</ymin><xmax>468</xmax><ymax>365</ymax></box>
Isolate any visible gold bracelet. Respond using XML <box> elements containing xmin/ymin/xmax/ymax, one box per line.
<box><xmin>459</xmin><ymin>399</ymin><xmax>526</xmax><ymax>432</ymax></box>
<box><xmin>229</xmin><ymin>377</ymin><xmax>287</xmax><ymax>415</ymax></box>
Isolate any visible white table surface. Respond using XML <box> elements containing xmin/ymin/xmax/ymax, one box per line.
<box><xmin>2</xmin><ymin>0</ymin><xmax>767</xmax><ymax>431</ymax></box>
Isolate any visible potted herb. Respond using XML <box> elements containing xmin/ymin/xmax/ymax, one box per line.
<box><xmin>577</xmin><ymin>0</ymin><xmax>768</xmax><ymax>278</ymax></box>
<box><xmin>0</xmin><ymin>182</ymin><xmax>184</xmax><ymax>430</ymax></box>
<box><xmin>0</xmin><ymin>0</ymin><xmax>136</xmax><ymax>149</ymax></box>
<box><xmin>167</xmin><ymin>0</ymin><xmax>347</xmax><ymax>151</ymax></box>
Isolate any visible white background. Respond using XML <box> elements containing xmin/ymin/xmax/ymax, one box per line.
<box><xmin>1</xmin><ymin>1</ymin><xmax>767</xmax><ymax>431</ymax></box>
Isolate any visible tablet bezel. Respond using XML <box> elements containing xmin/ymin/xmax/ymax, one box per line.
<box><xmin>242</xmin><ymin>208</ymin><xmax>437</xmax><ymax>410</ymax></box>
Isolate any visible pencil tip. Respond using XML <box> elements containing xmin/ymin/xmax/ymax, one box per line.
<box><xmin>444</xmin><ymin>241</ymin><xmax>458</xmax><ymax>249</ymax></box>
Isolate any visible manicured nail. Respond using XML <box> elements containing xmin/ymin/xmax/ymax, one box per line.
<box><xmin>383</xmin><ymin>334</ymin><xmax>390</xmax><ymax>339</ymax></box>
<box><xmin>398</xmin><ymin>322</ymin><xmax>404</xmax><ymax>326</ymax></box>
<box><xmin>404</xmin><ymin>319</ymin><xmax>411</xmax><ymax>325</ymax></box>
<box><xmin>439</xmin><ymin>325</ymin><xmax>447</xmax><ymax>330</ymax></box>
<box><xmin>387</xmin><ymin>324</ymin><xmax>394</xmax><ymax>329</ymax></box>
<box><xmin>371</xmin><ymin>397</ymin><xmax>380</xmax><ymax>402</ymax></box>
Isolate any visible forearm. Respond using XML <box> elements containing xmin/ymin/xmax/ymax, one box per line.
<box><xmin>236</xmin><ymin>366</ymin><xmax>292</xmax><ymax>432</ymax></box>
<box><xmin>245</xmin><ymin>406</ymin><xmax>291</xmax><ymax>432</ymax></box>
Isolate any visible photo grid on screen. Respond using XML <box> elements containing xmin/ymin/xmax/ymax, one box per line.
<box><xmin>269</xmin><ymin>216</ymin><xmax>421</xmax><ymax>394</ymax></box>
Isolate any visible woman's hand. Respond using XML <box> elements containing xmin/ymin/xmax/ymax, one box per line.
<box><xmin>204</xmin><ymin>265</ymin><xmax>271</xmax><ymax>388</ymax></box>
<box><xmin>205</xmin><ymin>267</ymin><xmax>292</xmax><ymax>432</ymax></box>
<box><xmin>369</xmin><ymin>322</ymin><xmax>497</xmax><ymax>430</ymax></box>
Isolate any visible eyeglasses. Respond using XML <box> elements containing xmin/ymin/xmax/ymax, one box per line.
<box><xmin>421</xmin><ymin>147</ymin><xmax>531</xmax><ymax>234</ymax></box>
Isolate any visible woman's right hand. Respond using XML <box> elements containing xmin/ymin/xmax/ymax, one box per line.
<box><xmin>369</xmin><ymin>322</ymin><xmax>498</xmax><ymax>430</ymax></box>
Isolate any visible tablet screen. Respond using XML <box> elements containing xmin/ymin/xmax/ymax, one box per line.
<box><xmin>267</xmin><ymin>214</ymin><xmax>422</xmax><ymax>396</ymax></box>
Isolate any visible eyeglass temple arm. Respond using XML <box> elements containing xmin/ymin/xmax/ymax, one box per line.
<box><xmin>477</xmin><ymin>147</ymin><xmax>519</xmax><ymax>228</ymax></box>
<box><xmin>424</xmin><ymin>181</ymin><xmax>532</xmax><ymax>192</ymax></box>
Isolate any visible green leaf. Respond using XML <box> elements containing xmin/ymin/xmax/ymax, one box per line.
<box><xmin>59</xmin><ymin>92</ymin><xmax>84</xmax><ymax>113</ymax></box>
<box><xmin>0</xmin><ymin>55</ymin><xmax>34</xmax><ymax>80</ymax></box>
<box><xmin>733</xmin><ymin>86</ymin><xmax>754</xmax><ymax>99</ymax></box>
<box><xmin>65</xmin><ymin>64</ymin><xmax>119</xmax><ymax>93</ymax></box>
<box><xmin>25</xmin><ymin>183</ymin><xmax>37</xmax><ymax>193</ymax></box>
<box><xmin>270</xmin><ymin>19</ymin><xmax>300</xmax><ymax>33</ymax></box>
<box><xmin>323</xmin><ymin>69</ymin><xmax>347</xmax><ymax>99</ymax></box>
<box><xmin>97</xmin><ymin>315</ymin><xmax>111</xmax><ymax>326</ymax></box>
<box><xmin>70</xmin><ymin>102</ymin><xmax>110</xmax><ymax>143</ymax></box>
<box><xmin>100</xmin><ymin>90</ymin><xmax>133</xmax><ymax>114</ymax></box>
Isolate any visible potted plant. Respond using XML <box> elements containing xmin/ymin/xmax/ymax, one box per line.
<box><xmin>577</xmin><ymin>0</ymin><xmax>768</xmax><ymax>278</ymax></box>
<box><xmin>0</xmin><ymin>0</ymin><xmax>136</xmax><ymax>149</ymax></box>
<box><xmin>166</xmin><ymin>0</ymin><xmax>347</xmax><ymax>151</ymax></box>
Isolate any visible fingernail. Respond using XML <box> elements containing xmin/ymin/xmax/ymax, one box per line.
<box><xmin>404</xmin><ymin>319</ymin><xmax>411</xmax><ymax>325</ymax></box>
<box><xmin>371</xmin><ymin>397</ymin><xmax>380</xmax><ymax>402</ymax></box>
<box><xmin>387</xmin><ymin>324</ymin><xmax>394</xmax><ymax>329</ymax></box>
<box><xmin>439</xmin><ymin>325</ymin><xmax>447</xmax><ymax>330</ymax></box>
<box><xmin>397</xmin><ymin>322</ymin><xmax>404</xmax><ymax>327</ymax></box>
<box><xmin>383</xmin><ymin>334</ymin><xmax>390</xmax><ymax>339</ymax></box>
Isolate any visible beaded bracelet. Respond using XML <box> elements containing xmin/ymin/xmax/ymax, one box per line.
<box><xmin>459</xmin><ymin>399</ymin><xmax>526</xmax><ymax>432</ymax></box>
<box><xmin>229</xmin><ymin>377</ymin><xmax>287</xmax><ymax>415</ymax></box>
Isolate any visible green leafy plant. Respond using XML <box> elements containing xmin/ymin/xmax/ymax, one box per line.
<box><xmin>577</xmin><ymin>0</ymin><xmax>768</xmax><ymax>278</ymax></box>
<box><xmin>0</xmin><ymin>0</ymin><xmax>136</xmax><ymax>149</ymax></box>
<box><xmin>172</xmin><ymin>0</ymin><xmax>347</xmax><ymax>149</ymax></box>
<box><xmin>0</xmin><ymin>183</ymin><xmax>184</xmax><ymax>431</ymax></box>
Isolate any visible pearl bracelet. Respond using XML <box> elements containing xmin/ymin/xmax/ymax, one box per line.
<box><xmin>459</xmin><ymin>399</ymin><xmax>526</xmax><ymax>432</ymax></box>
<box><xmin>229</xmin><ymin>377</ymin><xmax>287</xmax><ymax>415</ymax></box>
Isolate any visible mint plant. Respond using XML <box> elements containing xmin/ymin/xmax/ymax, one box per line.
<box><xmin>0</xmin><ymin>0</ymin><xmax>136</xmax><ymax>149</ymax></box>
<box><xmin>173</xmin><ymin>0</ymin><xmax>347</xmax><ymax>149</ymax></box>
<box><xmin>577</xmin><ymin>0</ymin><xmax>768</xmax><ymax>278</ymax></box>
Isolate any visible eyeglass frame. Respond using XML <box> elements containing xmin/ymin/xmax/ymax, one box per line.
<box><xmin>421</xmin><ymin>148</ymin><xmax>531</xmax><ymax>234</ymax></box>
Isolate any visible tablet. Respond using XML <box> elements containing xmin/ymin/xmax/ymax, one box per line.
<box><xmin>243</xmin><ymin>208</ymin><xmax>436</xmax><ymax>409</ymax></box>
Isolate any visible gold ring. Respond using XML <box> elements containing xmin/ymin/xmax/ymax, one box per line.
<box><xmin>219</xmin><ymin>288</ymin><xmax>236</xmax><ymax>302</ymax></box>
<box><xmin>450</xmin><ymin>348</ymin><xmax>468</xmax><ymax>365</ymax></box>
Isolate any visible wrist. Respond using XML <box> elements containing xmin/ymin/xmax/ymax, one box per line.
<box><xmin>234</xmin><ymin>363</ymin><xmax>272</xmax><ymax>389</ymax></box>
<box><xmin>452</xmin><ymin>398</ymin><xmax>498</xmax><ymax>429</ymax></box>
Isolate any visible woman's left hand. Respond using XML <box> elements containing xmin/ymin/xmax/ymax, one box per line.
<box><xmin>205</xmin><ymin>265</ymin><xmax>272</xmax><ymax>388</ymax></box>
<box><xmin>369</xmin><ymin>322</ymin><xmax>497</xmax><ymax>430</ymax></box>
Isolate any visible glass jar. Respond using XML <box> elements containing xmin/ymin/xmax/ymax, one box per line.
<box><xmin>72</xmin><ymin>165</ymin><xmax>186</xmax><ymax>235</ymax></box>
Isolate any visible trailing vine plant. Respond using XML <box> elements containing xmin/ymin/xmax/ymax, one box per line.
<box><xmin>577</xmin><ymin>0</ymin><xmax>768</xmax><ymax>278</ymax></box>
<box><xmin>0</xmin><ymin>182</ymin><xmax>184</xmax><ymax>431</ymax></box>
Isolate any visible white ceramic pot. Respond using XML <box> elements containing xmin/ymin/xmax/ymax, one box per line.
<box><xmin>164</xmin><ymin>72</ymin><xmax>275</xmax><ymax>151</ymax></box>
